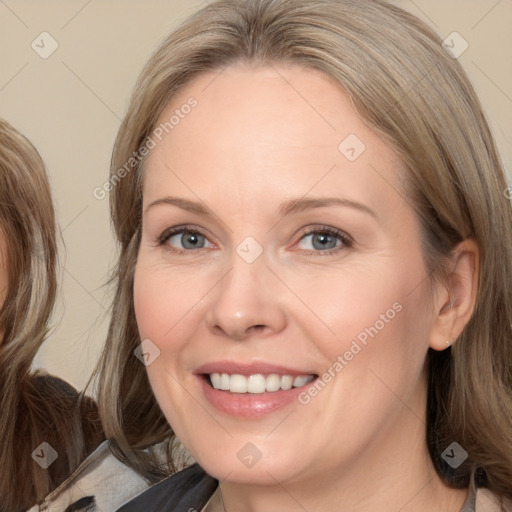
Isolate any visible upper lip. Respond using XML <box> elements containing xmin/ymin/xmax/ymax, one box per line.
<box><xmin>195</xmin><ymin>360</ymin><xmax>317</xmax><ymax>377</ymax></box>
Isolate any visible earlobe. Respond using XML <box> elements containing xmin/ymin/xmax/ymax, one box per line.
<box><xmin>428</xmin><ymin>238</ymin><xmax>479</xmax><ymax>352</ymax></box>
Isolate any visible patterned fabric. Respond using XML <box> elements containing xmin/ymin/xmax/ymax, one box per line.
<box><xmin>27</xmin><ymin>441</ymin><xmax>151</xmax><ymax>512</ymax></box>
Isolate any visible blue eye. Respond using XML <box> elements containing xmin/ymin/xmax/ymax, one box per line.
<box><xmin>158</xmin><ymin>226</ymin><xmax>351</xmax><ymax>254</ymax></box>
<box><xmin>297</xmin><ymin>229</ymin><xmax>351</xmax><ymax>252</ymax></box>
<box><xmin>162</xmin><ymin>229</ymin><xmax>214</xmax><ymax>250</ymax></box>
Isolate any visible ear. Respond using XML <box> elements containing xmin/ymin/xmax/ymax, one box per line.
<box><xmin>428</xmin><ymin>238</ymin><xmax>479</xmax><ymax>351</ymax></box>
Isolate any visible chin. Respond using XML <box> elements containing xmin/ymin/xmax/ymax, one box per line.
<box><xmin>183</xmin><ymin>435</ymin><xmax>311</xmax><ymax>486</ymax></box>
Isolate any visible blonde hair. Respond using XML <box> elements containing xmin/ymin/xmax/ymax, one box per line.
<box><xmin>97</xmin><ymin>0</ymin><xmax>512</xmax><ymax>499</ymax></box>
<box><xmin>0</xmin><ymin>119</ymin><xmax>102</xmax><ymax>511</ymax></box>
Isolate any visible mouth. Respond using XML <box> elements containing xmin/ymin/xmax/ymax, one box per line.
<box><xmin>194</xmin><ymin>361</ymin><xmax>319</xmax><ymax>417</ymax></box>
<box><xmin>204</xmin><ymin>372</ymin><xmax>316</xmax><ymax>394</ymax></box>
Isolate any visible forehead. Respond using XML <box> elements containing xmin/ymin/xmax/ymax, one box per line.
<box><xmin>142</xmin><ymin>63</ymin><xmax>406</xmax><ymax>213</ymax></box>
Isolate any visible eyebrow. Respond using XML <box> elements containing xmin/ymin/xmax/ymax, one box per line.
<box><xmin>145</xmin><ymin>196</ymin><xmax>377</xmax><ymax>220</ymax></box>
<box><xmin>278</xmin><ymin>197</ymin><xmax>377</xmax><ymax>220</ymax></box>
<box><xmin>145</xmin><ymin>197</ymin><xmax>213</xmax><ymax>216</ymax></box>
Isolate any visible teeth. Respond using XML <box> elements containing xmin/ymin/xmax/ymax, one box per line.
<box><xmin>208</xmin><ymin>373</ymin><xmax>314</xmax><ymax>394</ymax></box>
<box><xmin>210</xmin><ymin>373</ymin><xmax>221</xmax><ymax>389</ymax></box>
<box><xmin>247</xmin><ymin>374</ymin><xmax>266</xmax><ymax>393</ymax></box>
<box><xmin>292</xmin><ymin>375</ymin><xmax>310</xmax><ymax>387</ymax></box>
<box><xmin>230</xmin><ymin>374</ymin><xmax>247</xmax><ymax>393</ymax></box>
<box><xmin>220</xmin><ymin>373</ymin><xmax>230</xmax><ymax>391</ymax></box>
<box><xmin>281</xmin><ymin>375</ymin><xmax>293</xmax><ymax>390</ymax></box>
<box><xmin>266</xmin><ymin>374</ymin><xmax>281</xmax><ymax>392</ymax></box>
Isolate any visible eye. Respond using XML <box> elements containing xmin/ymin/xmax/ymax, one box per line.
<box><xmin>160</xmin><ymin>227</ymin><xmax>215</xmax><ymax>252</ymax></box>
<box><xmin>296</xmin><ymin>227</ymin><xmax>352</xmax><ymax>253</ymax></box>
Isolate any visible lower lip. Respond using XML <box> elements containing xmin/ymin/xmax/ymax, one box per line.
<box><xmin>197</xmin><ymin>376</ymin><xmax>314</xmax><ymax>418</ymax></box>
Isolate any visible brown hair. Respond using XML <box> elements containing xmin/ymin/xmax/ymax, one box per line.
<box><xmin>96</xmin><ymin>0</ymin><xmax>512</xmax><ymax>500</ymax></box>
<box><xmin>0</xmin><ymin>119</ymin><xmax>103</xmax><ymax>511</ymax></box>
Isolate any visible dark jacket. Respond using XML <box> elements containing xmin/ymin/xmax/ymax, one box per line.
<box><xmin>116</xmin><ymin>464</ymin><xmax>217</xmax><ymax>512</ymax></box>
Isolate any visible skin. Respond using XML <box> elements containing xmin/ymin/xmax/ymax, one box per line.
<box><xmin>134</xmin><ymin>64</ymin><xmax>479</xmax><ymax>512</ymax></box>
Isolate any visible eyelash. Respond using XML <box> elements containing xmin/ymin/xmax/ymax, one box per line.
<box><xmin>157</xmin><ymin>226</ymin><xmax>211</xmax><ymax>254</ymax></box>
<box><xmin>157</xmin><ymin>225</ymin><xmax>353</xmax><ymax>255</ymax></box>
<box><xmin>296</xmin><ymin>226</ymin><xmax>353</xmax><ymax>255</ymax></box>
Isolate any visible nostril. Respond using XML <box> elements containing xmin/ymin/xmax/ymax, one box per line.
<box><xmin>249</xmin><ymin>325</ymin><xmax>267</xmax><ymax>334</ymax></box>
<box><xmin>210</xmin><ymin>320</ymin><xmax>273</xmax><ymax>341</ymax></box>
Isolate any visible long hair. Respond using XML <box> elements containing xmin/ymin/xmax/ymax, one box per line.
<box><xmin>0</xmin><ymin>119</ymin><xmax>103</xmax><ymax>511</ymax></box>
<box><xmin>96</xmin><ymin>0</ymin><xmax>512</xmax><ymax>499</ymax></box>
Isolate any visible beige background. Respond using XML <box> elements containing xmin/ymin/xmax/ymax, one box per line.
<box><xmin>0</xmin><ymin>0</ymin><xmax>511</xmax><ymax>391</ymax></box>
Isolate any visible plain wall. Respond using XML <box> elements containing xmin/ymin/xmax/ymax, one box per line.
<box><xmin>0</xmin><ymin>0</ymin><xmax>510</xmax><ymax>391</ymax></box>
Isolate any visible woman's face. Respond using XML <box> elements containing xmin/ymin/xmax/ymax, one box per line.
<box><xmin>134</xmin><ymin>64</ymin><xmax>440</xmax><ymax>486</ymax></box>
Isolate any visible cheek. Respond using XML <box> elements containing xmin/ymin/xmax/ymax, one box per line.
<box><xmin>133</xmin><ymin>266</ymin><xmax>167</xmax><ymax>343</ymax></box>
<box><xmin>287</xmin><ymin>255</ymin><xmax>432</xmax><ymax>392</ymax></box>
<box><xmin>296</xmin><ymin>279</ymin><xmax>431</xmax><ymax>441</ymax></box>
<box><xmin>133</xmin><ymin>263</ymin><xmax>195</xmax><ymax>415</ymax></box>
<box><xmin>285</xmin><ymin>264</ymin><xmax>412</xmax><ymax>348</ymax></box>
<box><xmin>132</xmin><ymin>259</ymin><xmax>217</xmax><ymax>406</ymax></box>
<box><xmin>133</xmin><ymin>261</ymin><xmax>204</xmax><ymax>344</ymax></box>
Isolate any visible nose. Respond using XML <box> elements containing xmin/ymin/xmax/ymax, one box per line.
<box><xmin>205</xmin><ymin>256</ymin><xmax>287</xmax><ymax>341</ymax></box>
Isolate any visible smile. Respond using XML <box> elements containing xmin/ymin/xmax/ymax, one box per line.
<box><xmin>208</xmin><ymin>373</ymin><xmax>315</xmax><ymax>394</ymax></box>
<box><xmin>195</xmin><ymin>361</ymin><xmax>319</xmax><ymax>417</ymax></box>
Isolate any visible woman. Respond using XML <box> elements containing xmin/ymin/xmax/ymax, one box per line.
<box><xmin>97</xmin><ymin>0</ymin><xmax>512</xmax><ymax>510</ymax></box>
<box><xmin>0</xmin><ymin>119</ymin><xmax>104</xmax><ymax>512</ymax></box>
